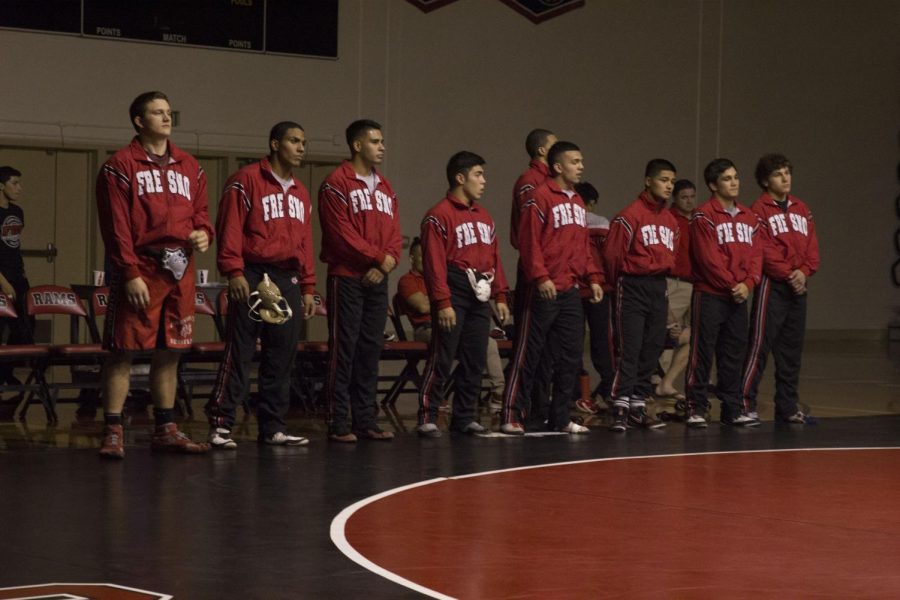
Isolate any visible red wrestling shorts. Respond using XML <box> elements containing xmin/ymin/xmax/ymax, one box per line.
<box><xmin>102</xmin><ymin>254</ymin><xmax>196</xmax><ymax>352</ymax></box>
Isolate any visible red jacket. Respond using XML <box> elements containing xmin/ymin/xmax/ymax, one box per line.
<box><xmin>96</xmin><ymin>137</ymin><xmax>213</xmax><ymax>281</ymax></box>
<box><xmin>690</xmin><ymin>197</ymin><xmax>762</xmax><ymax>297</ymax></box>
<box><xmin>318</xmin><ymin>161</ymin><xmax>402</xmax><ymax>277</ymax></box>
<box><xmin>397</xmin><ymin>270</ymin><xmax>431</xmax><ymax>326</ymax></box>
<box><xmin>581</xmin><ymin>214</ymin><xmax>610</xmax><ymax>296</ymax></box>
<box><xmin>518</xmin><ymin>180</ymin><xmax>601</xmax><ymax>292</ymax></box>
<box><xmin>421</xmin><ymin>194</ymin><xmax>509</xmax><ymax>310</ymax></box>
<box><xmin>604</xmin><ymin>191</ymin><xmax>678</xmax><ymax>284</ymax></box>
<box><xmin>751</xmin><ymin>193</ymin><xmax>819</xmax><ymax>280</ymax></box>
<box><xmin>510</xmin><ymin>159</ymin><xmax>551</xmax><ymax>249</ymax></box>
<box><xmin>669</xmin><ymin>207</ymin><xmax>693</xmax><ymax>280</ymax></box>
<box><xmin>215</xmin><ymin>158</ymin><xmax>315</xmax><ymax>294</ymax></box>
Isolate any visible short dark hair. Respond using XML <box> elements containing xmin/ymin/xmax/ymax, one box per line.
<box><xmin>547</xmin><ymin>141</ymin><xmax>580</xmax><ymax>174</ymax></box>
<box><xmin>525</xmin><ymin>128</ymin><xmax>555</xmax><ymax>159</ymax></box>
<box><xmin>409</xmin><ymin>236</ymin><xmax>422</xmax><ymax>254</ymax></box>
<box><xmin>446</xmin><ymin>151</ymin><xmax>486</xmax><ymax>188</ymax></box>
<box><xmin>645</xmin><ymin>159</ymin><xmax>677</xmax><ymax>179</ymax></box>
<box><xmin>673</xmin><ymin>179</ymin><xmax>696</xmax><ymax>196</ymax></box>
<box><xmin>755</xmin><ymin>153</ymin><xmax>792</xmax><ymax>189</ymax></box>
<box><xmin>345</xmin><ymin>119</ymin><xmax>382</xmax><ymax>151</ymax></box>
<box><xmin>574</xmin><ymin>182</ymin><xmax>598</xmax><ymax>204</ymax></box>
<box><xmin>129</xmin><ymin>91</ymin><xmax>169</xmax><ymax>133</ymax></box>
<box><xmin>704</xmin><ymin>158</ymin><xmax>736</xmax><ymax>187</ymax></box>
<box><xmin>0</xmin><ymin>166</ymin><xmax>21</xmax><ymax>185</ymax></box>
<box><xmin>268</xmin><ymin>121</ymin><xmax>304</xmax><ymax>153</ymax></box>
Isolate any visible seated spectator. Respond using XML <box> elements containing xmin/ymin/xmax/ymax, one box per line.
<box><xmin>656</xmin><ymin>179</ymin><xmax>695</xmax><ymax>401</ymax></box>
<box><xmin>398</xmin><ymin>237</ymin><xmax>506</xmax><ymax>411</ymax></box>
<box><xmin>573</xmin><ymin>181</ymin><xmax>613</xmax><ymax>414</ymax></box>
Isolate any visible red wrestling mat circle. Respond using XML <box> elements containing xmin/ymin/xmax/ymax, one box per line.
<box><xmin>332</xmin><ymin>448</ymin><xmax>900</xmax><ymax>599</ymax></box>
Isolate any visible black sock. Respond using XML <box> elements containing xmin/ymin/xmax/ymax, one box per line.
<box><xmin>104</xmin><ymin>413</ymin><xmax>123</xmax><ymax>426</ymax></box>
<box><xmin>154</xmin><ymin>408</ymin><xmax>174</xmax><ymax>427</ymax></box>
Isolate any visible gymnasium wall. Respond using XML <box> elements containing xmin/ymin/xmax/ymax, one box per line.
<box><xmin>1</xmin><ymin>0</ymin><xmax>897</xmax><ymax>335</ymax></box>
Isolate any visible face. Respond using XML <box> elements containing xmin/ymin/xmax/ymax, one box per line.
<box><xmin>135</xmin><ymin>99</ymin><xmax>173</xmax><ymax>139</ymax></box>
<box><xmin>539</xmin><ymin>134</ymin><xmax>558</xmax><ymax>160</ymax></box>
<box><xmin>0</xmin><ymin>176</ymin><xmax>22</xmax><ymax>202</ymax></box>
<box><xmin>410</xmin><ymin>244</ymin><xmax>423</xmax><ymax>273</ymax></box>
<box><xmin>711</xmin><ymin>167</ymin><xmax>740</xmax><ymax>201</ymax></box>
<box><xmin>354</xmin><ymin>129</ymin><xmax>385</xmax><ymax>166</ymax></box>
<box><xmin>646</xmin><ymin>170</ymin><xmax>676</xmax><ymax>201</ymax></box>
<box><xmin>458</xmin><ymin>165</ymin><xmax>486</xmax><ymax>202</ymax></box>
<box><xmin>673</xmin><ymin>186</ymin><xmax>696</xmax><ymax>213</ymax></box>
<box><xmin>553</xmin><ymin>151</ymin><xmax>584</xmax><ymax>187</ymax></box>
<box><xmin>271</xmin><ymin>127</ymin><xmax>306</xmax><ymax>168</ymax></box>
<box><xmin>765</xmin><ymin>166</ymin><xmax>791</xmax><ymax>199</ymax></box>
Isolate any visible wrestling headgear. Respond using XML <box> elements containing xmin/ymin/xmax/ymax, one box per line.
<box><xmin>248</xmin><ymin>273</ymin><xmax>293</xmax><ymax>325</ymax></box>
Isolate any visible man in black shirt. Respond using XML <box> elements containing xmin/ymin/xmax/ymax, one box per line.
<box><xmin>0</xmin><ymin>166</ymin><xmax>34</xmax><ymax>389</ymax></box>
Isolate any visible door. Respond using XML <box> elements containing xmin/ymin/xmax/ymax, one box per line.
<box><xmin>0</xmin><ymin>146</ymin><xmax>95</xmax><ymax>344</ymax></box>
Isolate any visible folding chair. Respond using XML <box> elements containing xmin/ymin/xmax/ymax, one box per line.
<box><xmin>16</xmin><ymin>285</ymin><xmax>104</xmax><ymax>423</ymax></box>
<box><xmin>379</xmin><ymin>294</ymin><xmax>428</xmax><ymax>408</ymax></box>
<box><xmin>177</xmin><ymin>287</ymin><xmax>226</xmax><ymax>415</ymax></box>
<box><xmin>0</xmin><ymin>292</ymin><xmax>53</xmax><ymax>421</ymax></box>
<box><xmin>294</xmin><ymin>291</ymin><xmax>328</xmax><ymax>413</ymax></box>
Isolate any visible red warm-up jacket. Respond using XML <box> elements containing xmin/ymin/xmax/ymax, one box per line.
<box><xmin>421</xmin><ymin>193</ymin><xmax>509</xmax><ymax>310</ymax></box>
<box><xmin>518</xmin><ymin>180</ymin><xmax>600</xmax><ymax>292</ymax></box>
<box><xmin>215</xmin><ymin>158</ymin><xmax>315</xmax><ymax>294</ymax></box>
<box><xmin>97</xmin><ymin>137</ymin><xmax>213</xmax><ymax>281</ymax></box>
<box><xmin>751</xmin><ymin>193</ymin><xmax>819</xmax><ymax>280</ymax></box>
<box><xmin>318</xmin><ymin>161</ymin><xmax>402</xmax><ymax>277</ymax></box>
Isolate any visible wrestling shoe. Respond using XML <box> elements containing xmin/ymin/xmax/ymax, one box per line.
<box><xmin>99</xmin><ymin>424</ymin><xmax>125</xmax><ymax>459</ymax></box>
<box><xmin>151</xmin><ymin>423</ymin><xmax>211</xmax><ymax>454</ymax></box>
<box><xmin>609</xmin><ymin>406</ymin><xmax>628</xmax><ymax>432</ymax></box>
<box><xmin>209</xmin><ymin>427</ymin><xmax>237</xmax><ymax>450</ymax></box>
<box><xmin>559</xmin><ymin>421</ymin><xmax>590</xmax><ymax>434</ymax></box>
<box><xmin>264</xmin><ymin>431</ymin><xmax>309</xmax><ymax>446</ymax></box>
<box><xmin>500</xmin><ymin>422</ymin><xmax>525</xmax><ymax>435</ymax></box>
<box><xmin>628</xmin><ymin>406</ymin><xmax>666</xmax><ymax>430</ymax></box>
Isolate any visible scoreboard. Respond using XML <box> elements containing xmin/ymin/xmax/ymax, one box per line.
<box><xmin>0</xmin><ymin>0</ymin><xmax>339</xmax><ymax>58</ymax></box>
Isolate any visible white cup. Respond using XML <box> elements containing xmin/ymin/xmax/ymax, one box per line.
<box><xmin>93</xmin><ymin>270</ymin><xmax>105</xmax><ymax>286</ymax></box>
<box><xmin>197</xmin><ymin>269</ymin><xmax>209</xmax><ymax>285</ymax></box>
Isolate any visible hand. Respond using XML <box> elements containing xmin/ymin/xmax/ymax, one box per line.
<box><xmin>0</xmin><ymin>278</ymin><xmax>15</xmax><ymax>301</ymax></box>
<box><xmin>125</xmin><ymin>277</ymin><xmax>150</xmax><ymax>310</ymax></box>
<box><xmin>589</xmin><ymin>283</ymin><xmax>603</xmax><ymax>303</ymax></box>
<box><xmin>188</xmin><ymin>230</ymin><xmax>210</xmax><ymax>253</ymax></box>
<box><xmin>229</xmin><ymin>275</ymin><xmax>251</xmax><ymax>303</ymax></box>
<box><xmin>380</xmin><ymin>255</ymin><xmax>397</xmax><ymax>273</ymax></box>
<box><xmin>362</xmin><ymin>268</ymin><xmax>384</xmax><ymax>286</ymax></box>
<box><xmin>668</xmin><ymin>322</ymin><xmax>682</xmax><ymax>340</ymax></box>
<box><xmin>537</xmin><ymin>280</ymin><xmax>557</xmax><ymax>301</ymax></box>
<box><xmin>437</xmin><ymin>307</ymin><xmax>456</xmax><ymax>332</ymax></box>
<box><xmin>302</xmin><ymin>294</ymin><xmax>316</xmax><ymax>319</ymax></box>
<box><xmin>788</xmin><ymin>269</ymin><xmax>807</xmax><ymax>294</ymax></box>
<box><xmin>495</xmin><ymin>302</ymin><xmax>510</xmax><ymax>325</ymax></box>
<box><xmin>731</xmin><ymin>282</ymin><xmax>750</xmax><ymax>303</ymax></box>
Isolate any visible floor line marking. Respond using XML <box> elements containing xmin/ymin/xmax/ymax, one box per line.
<box><xmin>330</xmin><ymin>446</ymin><xmax>900</xmax><ymax>599</ymax></box>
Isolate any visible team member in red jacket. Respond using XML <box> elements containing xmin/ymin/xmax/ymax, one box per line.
<box><xmin>685</xmin><ymin>159</ymin><xmax>762</xmax><ymax>427</ymax></box>
<box><xmin>417</xmin><ymin>152</ymin><xmax>510</xmax><ymax>437</ymax></box>
<box><xmin>319</xmin><ymin>119</ymin><xmax>402</xmax><ymax>442</ymax></box>
<box><xmin>96</xmin><ymin>91</ymin><xmax>214</xmax><ymax>458</ymax></box>
<box><xmin>510</xmin><ymin>128</ymin><xmax>557</xmax><ymax>250</ymax></box>
<box><xmin>510</xmin><ymin>128</ymin><xmax>557</xmax><ymax>425</ymax></box>
<box><xmin>398</xmin><ymin>237</ymin><xmax>506</xmax><ymax>406</ymax></box>
<box><xmin>656</xmin><ymin>179</ymin><xmax>696</xmax><ymax>401</ymax></box>
<box><xmin>501</xmin><ymin>142</ymin><xmax>602</xmax><ymax>435</ymax></box>
<box><xmin>206</xmin><ymin>122</ymin><xmax>317</xmax><ymax>449</ymax></box>
<box><xmin>604</xmin><ymin>159</ymin><xmax>679</xmax><ymax>432</ymax></box>
<box><xmin>740</xmin><ymin>153</ymin><xmax>819</xmax><ymax>424</ymax></box>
